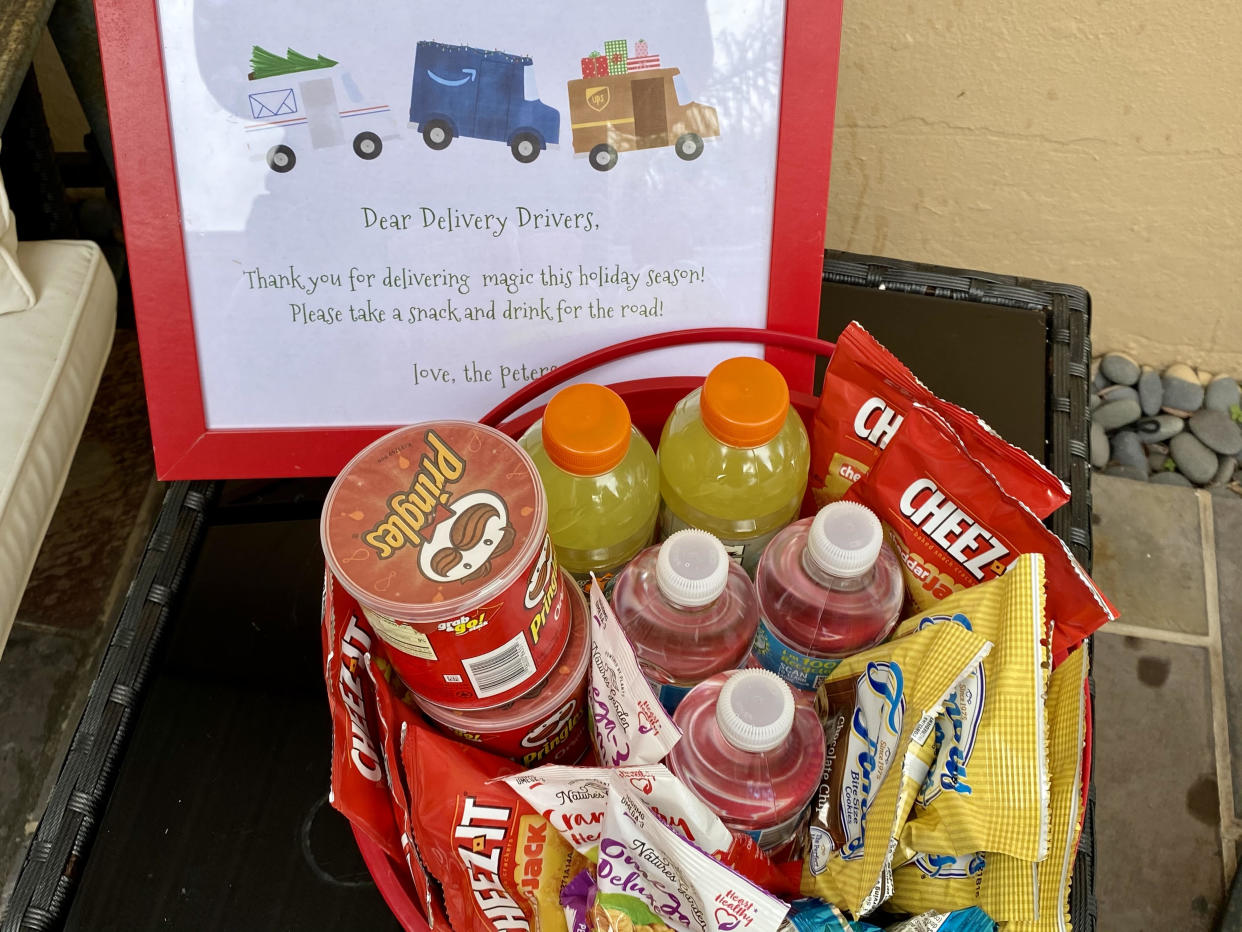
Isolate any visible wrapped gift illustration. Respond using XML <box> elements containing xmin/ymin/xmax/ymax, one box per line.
<box><xmin>626</xmin><ymin>55</ymin><xmax>661</xmax><ymax>72</ymax></box>
<box><xmin>634</xmin><ymin>39</ymin><xmax>649</xmax><ymax>57</ymax></box>
<box><xmin>604</xmin><ymin>39</ymin><xmax>629</xmax><ymax>59</ymax></box>
<box><xmin>581</xmin><ymin>51</ymin><xmax>609</xmax><ymax>77</ymax></box>
<box><xmin>608</xmin><ymin>52</ymin><xmax>627</xmax><ymax>75</ymax></box>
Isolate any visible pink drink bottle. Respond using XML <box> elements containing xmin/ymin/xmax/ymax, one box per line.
<box><xmin>751</xmin><ymin>501</ymin><xmax>904</xmax><ymax>692</ymax></box>
<box><xmin>668</xmin><ymin>669</ymin><xmax>825</xmax><ymax>857</ymax></box>
<box><xmin>611</xmin><ymin>529</ymin><xmax>760</xmax><ymax>714</ymax></box>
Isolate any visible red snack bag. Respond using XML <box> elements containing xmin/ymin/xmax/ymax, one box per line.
<box><xmin>811</xmin><ymin>321</ymin><xmax>1070</xmax><ymax>518</ymax></box>
<box><xmin>321</xmin><ymin>571</ymin><xmax>401</xmax><ymax>860</ymax></box>
<box><xmin>365</xmin><ymin>652</ymin><xmax>439</xmax><ymax>926</ymax></box>
<box><xmin>844</xmin><ymin>405</ymin><xmax>1116</xmax><ymax>663</ymax></box>
<box><xmin>402</xmin><ymin>718</ymin><xmax>589</xmax><ymax>932</ymax></box>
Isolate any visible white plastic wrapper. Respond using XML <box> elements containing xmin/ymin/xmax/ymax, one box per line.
<box><xmin>500</xmin><ymin>763</ymin><xmax>733</xmax><ymax>858</ymax></box>
<box><xmin>593</xmin><ymin>774</ymin><xmax>789</xmax><ymax>932</ymax></box>
<box><xmin>588</xmin><ymin>579</ymin><xmax>681</xmax><ymax>766</ymax></box>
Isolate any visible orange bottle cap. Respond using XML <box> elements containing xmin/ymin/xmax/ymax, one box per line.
<box><xmin>542</xmin><ymin>383</ymin><xmax>632</xmax><ymax>475</ymax></box>
<box><xmin>700</xmin><ymin>357</ymin><xmax>790</xmax><ymax>448</ymax></box>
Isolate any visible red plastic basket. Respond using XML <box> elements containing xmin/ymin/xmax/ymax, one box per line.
<box><xmin>351</xmin><ymin>327</ymin><xmax>837</xmax><ymax>931</ymax></box>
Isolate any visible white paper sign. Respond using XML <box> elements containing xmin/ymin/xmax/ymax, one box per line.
<box><xmin>154</xmin><ymin>0</ymin><xmax>787</xmax><ymax>428</ymax></box>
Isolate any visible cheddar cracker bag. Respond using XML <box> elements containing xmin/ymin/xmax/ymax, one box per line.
<box><xmin>402</xmin><ymin>719</ymin><xmax>588</xmax><ymax>932</ymax></box>
<box><xmin>844</xmin><ymin>405</ymin><xmax>1116</xmax><ymax>663</ymax></box>
<box><xmin>320</xmin><ymin>572</ymin><xmax>401</xmax><ymax>860</ymax></box>
<box><xmin>897</xmin><ymin>556</ymin><xmax>1051</xmax><ymax>861</ymax></box>
<box><xmin>810</xmin><ymin>321</ymin><xmax>1069</xmax><ymax>518</ymax></box>
<box><xmin>803</xmin><ymin>621</ymin><xmax>991</xmax><ymax>916</ymax></box>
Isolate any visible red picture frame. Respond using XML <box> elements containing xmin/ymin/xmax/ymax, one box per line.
<box><xmin>96</xmin><ymin>1</ymin><xmax>843</xmax><ymax>479</ymax></box>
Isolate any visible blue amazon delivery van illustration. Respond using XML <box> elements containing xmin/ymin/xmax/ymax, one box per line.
<box><xmin>409</xmin><ymin>41</ymin><xmax>560</xmax><ymax>163</ymax></box>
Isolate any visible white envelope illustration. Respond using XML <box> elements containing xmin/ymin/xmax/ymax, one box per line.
<box><xmin>249</xmin><ymin>88</ymin><xmax>297</xmax><ymax>119</ymax></box>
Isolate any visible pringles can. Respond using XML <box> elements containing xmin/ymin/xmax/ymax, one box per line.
<box><xmin>322</xmin><ymin>421</ymin><xmax>570</xmax><ymax>709</ymax></box>
<box><xmin>409</xmin><ymin>572</ymin><xmax>591</xmax><ymax>767</ymax></box>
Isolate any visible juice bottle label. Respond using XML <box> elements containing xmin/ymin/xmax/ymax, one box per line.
<box><xmin>750</xmin><ymin>618</ymin><xmax>842</xmax><ymax>691</ymax></box>
<box><xmin>742</xmin><ymin>800</ymin><xmax>811</xmax><ymax>853</ymax></box>
<box><xmin>659</xmin><ymin>506</ymin><xmax>780</xmax><ymax>578</ymax></box>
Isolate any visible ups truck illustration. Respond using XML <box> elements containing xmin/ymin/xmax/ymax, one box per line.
<box><xmin>245</xmin><ymin>47</ymin><xmax>395</xmax><ymax>173</ymax></box>
<box><xmin>409</xmin><ymin>41</ymin><xmax>560</xmax><ymax>163</ymax></box>
<box><xmin>567</xmin><ymin>68</ymin><xmax>719</xmax><ymax>171</ymax></box>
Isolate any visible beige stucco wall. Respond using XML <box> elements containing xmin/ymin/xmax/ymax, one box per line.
<box><xmin>825</xmin><ymin>0</ymin><xmax>1242</xmax><ymax>373</ymax></box>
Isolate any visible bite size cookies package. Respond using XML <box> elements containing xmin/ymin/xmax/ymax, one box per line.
<box><xmin>897</xmin><ymin>555</ymin><xmax>1052</xmax><ymax>862</ymax></box>
<box><xmin>802</xmin><ymin>621</ymin><xmax>992</xmax><ymax>917</ymax></box>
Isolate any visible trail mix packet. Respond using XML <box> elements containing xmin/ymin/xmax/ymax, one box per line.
<box><xmin>810</xmin><ymin>321</ymin><xmax>1069</xmax><ymax>518</ymax></box>
<box><xmin>897</xmin><ymin>555</ymin><xmax>1052</xmax><ymax>861</ymax></box>
<box><xmin>401</xmin><ymin>719</ymin><xmax>589</xmax><ymax>932</ymax></box>
<box><xmin>501</xmin><ymin>764</ymin><xmax>798</xmax><ymax>896</ymax></box>
<box><xmin>592</xmin><ymin>773</ymin><xmax>790</xmax><ymax>932</ymax></box>
<box><xmin>320</xmin><ymin>571</ymin><xmax>401</xmax><ymax>860</ymax></box>
<box><xmin>843</xmin><ymin>405</ymin><xmax>1116</xmax><ymax>663</ymax></box>
<box><xmin>587</xmin><ymin>579</ymin><xmax>681</xmax><ymax>767</ymax></box>
<box><xmin>803</xmin><ymin>620</ymin><xmax>992</xmax><ymax>916</ymax></box>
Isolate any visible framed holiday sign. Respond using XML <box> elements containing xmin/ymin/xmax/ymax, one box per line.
<box><xmin>97</xmin><ymin>0</ymin><xmax>844</xmax><ymax>479</ymax></box>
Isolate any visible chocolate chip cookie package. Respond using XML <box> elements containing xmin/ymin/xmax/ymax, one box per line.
<box><xmin>322</xmin><ymin>421</ymin><xmax>570</xmax><ymax>710</ymax></box>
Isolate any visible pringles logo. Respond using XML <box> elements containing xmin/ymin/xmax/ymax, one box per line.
<box><xmin>364</xmin><ymin>430</ymin><xmax>517</xmax><ymax>584</ymax></box>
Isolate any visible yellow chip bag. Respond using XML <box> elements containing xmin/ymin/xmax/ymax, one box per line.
<box><xmin>897</xmin><ymin>554</ymin><xmax>1052</xmax><ymax>861</ymax></box>
<box><xmin>802</xmin><ymin>620</ymin><xmax>991</xmax><ymax>917</ymax></box>
<box><xmin>987</xmin><ymin>645</ymin><xmax>1090</xmax><ymax>929</ymax></box>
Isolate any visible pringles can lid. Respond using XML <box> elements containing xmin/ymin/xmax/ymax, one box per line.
<box><xmin>322</xmin><ymin>421</ymin><xmax>547</xmax><ymax>621</ymax></box>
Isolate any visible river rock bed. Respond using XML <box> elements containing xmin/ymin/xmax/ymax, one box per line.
<box><xmin>1091</xmin><ymin>353</ymin><xmax>1242</xmax><ymax>494</ymax></box>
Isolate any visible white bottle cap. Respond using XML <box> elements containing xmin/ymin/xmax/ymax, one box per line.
<box><xmin>714</xmin><ymin>669</ymin><xmax>795</xmax><ymax>752</ymax></box>
<box><xmin>805</xmin><ymin>501</ymin><xmax>884</xmax><ymax>578</ymax></box>
<box><xmin>656</xmin><ymin>529</ymin><xmax>730</xmax><ymax>608</ymax></box>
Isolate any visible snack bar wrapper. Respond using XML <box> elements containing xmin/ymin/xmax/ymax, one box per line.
<box><xmin>364</xmin><ymin>653</ymin><xmax>438</xmax><ymax>925</ymax></box>
<box><xmin>502</xmin><ymin>763</ymin><xmax>798</xmax><ymax>896</ymax></box>
<box><xmin>810</xmin><ymin>321</ymin><xmax>1069</xmax><ymax>518</ymax></box>
<box><xmin>320</xmin><ymin>571</ymin><xmax>401</xmax><ymax>860</ymax></box>
<box><xmin>588</xmin><ymin>579</ymin><xmax>681</xmax><ymax>766</ymax></box>
<box><xmin>402</xmin><ymin>718</ymin><xmax>590</xmax><ymax>932</ymax></box>
<box><xmin>593</xmin><ymin>773</ymin><xmax>790</xmax><ymax>932</ymax></box>
<box><xmin>803</xmin><ymin>621</ymin><xmax>992</xmax><ymax>916</ymax></box>
<box><xmin>898</xmin><ymin>555</ymin><xmax>1052</xmax><ymax>861</ymax></box>
<box><xmin>843</xmin><ymin>405</ymin><xmax>1116</xmax><ymax>663</ymax></box>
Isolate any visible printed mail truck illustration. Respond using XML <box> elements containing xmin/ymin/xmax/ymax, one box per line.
<box><xmin>566</xmin><ymin>68</ymin><xmax>719</xmax><ymax>172</ymax></box>
<box><xmin>245</xmin><ymin>46</ymin><xmax>396</xmax><ymax>173</ymax></box>
<box><xmin>409</xmin><ymin>41</ymin><xmax>560</xmax><ymax>163</ymax></box>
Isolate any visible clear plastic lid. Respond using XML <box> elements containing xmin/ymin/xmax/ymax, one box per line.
<box><xmin>321</xmin><ymin>421</ymin><xmax>546</xmax><ymax>620</ymax></box>
<box><xmin>656</xmin><ymin>530</ymin><xmax>729</xmax><ymax>608</ymax></box>
<box><xmin>714</xmin><ymin>669</ymin><xmax>795</xmax><ymax>752</ymax></box>
<box><xmin>805</xmin><ymin>501</ymin><xmax>884</xmax><ymax>579</ymax></box>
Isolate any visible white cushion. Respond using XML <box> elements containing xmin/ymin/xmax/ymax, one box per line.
<box><xmin>0</xmin><ymin>240</ymin><xmax>117</xmax><ymax>654</ymax></box>
<box><xmin>0</xmin><ymin>165</ymin><xmax>36</xmax><ymax>315</ymax></box>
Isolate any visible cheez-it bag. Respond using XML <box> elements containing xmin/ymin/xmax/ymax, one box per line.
<box><xmin>844</xmin><ymin>405</ymin><xmax>1116</xmax><ymax>664</ymax></box>
<box><xmin>321</xmin><ymin>571</ymin><xmax>402</xmax><ymax>860</ymax></box>
<box><xmin>811</xmin><ymin>322</ymin><xmax>1070</xmax><ymax>519</ymax></box>
<box><xmin>402</xmin><ymin>718</ymin><xmax>588</xmax><ymax>932</ymax></box>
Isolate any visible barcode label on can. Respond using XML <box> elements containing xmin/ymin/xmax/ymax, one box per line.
<box><xmin>463</xmin><ymin>631</ymin><xmax>537</xmax><ymax>698</ymax></box>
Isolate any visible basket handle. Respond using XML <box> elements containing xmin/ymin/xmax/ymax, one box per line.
<box><xmin>479</xmin><ymin>327</ymin><xmax>836</xmax><ymax>427</ymax></box>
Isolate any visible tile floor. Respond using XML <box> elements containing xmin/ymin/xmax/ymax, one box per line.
<box><xmin>0</xmin><ymin>339</ymin><xmax>1239</xmax><ymax>928</ymax></box>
